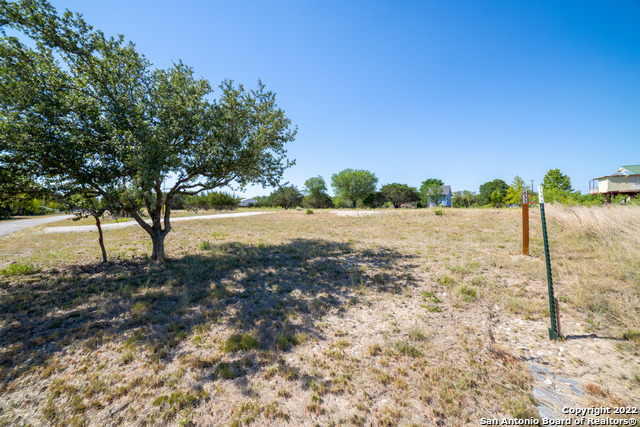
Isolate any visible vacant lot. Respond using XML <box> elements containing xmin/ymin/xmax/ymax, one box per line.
<box><xmin>1</xmin><ymin>207</ymin><xmax>638</xmax><ymax>426</ymax></box>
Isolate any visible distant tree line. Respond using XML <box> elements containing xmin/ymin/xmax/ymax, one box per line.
<box><xmin>452</xmin><ymin>169</ymin><xmax>603</xmax><ymax>208</ymax></box>
<box><xmin>246</xmin><ymin>168</ymin><xmax>612</xmax><ymax>210</ymax></box>
<box><xmin>0</xmin><ymin>166</ymin><xmax>616</xmax><ymax>224</ymax></box>
<box><xmin>247</xmin><ymin>170</ymin><xmax>450</xmax><ymax>210</ymax></box>
<box><xmin>181</xmin><ymin>192</ymin><xmax>240</xmax><ymax>212</ymax></box>
<box><xmin>0</xmin><ymin>195</ymin><xmax>62</xmax><ymax>219</ymax></box>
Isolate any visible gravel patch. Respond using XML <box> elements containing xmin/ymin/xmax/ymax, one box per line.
<box><xmin>330</xmin><ymin>210</ymin><xmax>381</xmax><ymax>217</ymax></box>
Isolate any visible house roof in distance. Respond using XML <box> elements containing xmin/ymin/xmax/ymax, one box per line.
<box><xmin>593</xmin><ymin>165</ymin><xmax>640</xmax><ymax>180</ymax></box>
<box><xmin>441</xmin><ymin>185</ymin><xmax>451</xmax><ymax>195</ymax></box>
<box><xmin>621</xmin><ymin>165</ymin><xmax>640</xmax><ymax>174</ymax></box>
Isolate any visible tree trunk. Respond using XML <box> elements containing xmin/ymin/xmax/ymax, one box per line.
<box><xmin>352</xmin><ymin>200</ymin><xmax>357</xmax><ymax>208</ymax></box>
<box><xmin>94</xmin><ymin>215</ymin><xmax>108</xmax><ymax>263</ymax></box>
<box><xmin>151</xmin><ymin>232</ymin><xmax>166</xmax><ymax>260</ymax></box>
<box><xmin>129</xmin><ymin>187</ymin><xmax>172</xmax><ymax>261</ymax></box>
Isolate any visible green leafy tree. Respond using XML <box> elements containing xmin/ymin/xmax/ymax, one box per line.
<box><xmin>0</xmin><ymin>0</ymin><xmax>296</xmax><ymax>260</ymax></box>
<box><xmin>363</xmin><ymin>191</ymin><xmax>386</xmax><ymax>208</ymax></box>
<box><xmin>302</xmin><ymin>193</ymin><xmax>333</xmax><ymax>209</ymax></box>
<box><xmin>331</xmin><ymin>169</ymin><xmax>378</xmax><ymax>208</ymax></box>
<box><xmin>452</xmin><ymin>190</ymin><xmax>478</xmax><ymax>208</ymax></box>
<box><xmin>267</xmin><ymin>185</ymin><xmax>303</xmax><ymax>209</ymax></box>
<box><xmin>303</xmin><ymin>176</ymin><xmax>330</xmax><ymax>208</ymax></box>
<box><xmin>490</xmin><ymin>190</ymin><xmax>504</xmax><ymax>208</ymax></box>
<box><xmin>478</xmin><ymin>179</ymin><xmax>508</xmax><ymax>206</ymax></box>
<box><xmin>380</xmin><ymin>183</ymin><xmax>420</xmax><ymax>208</ymax></box>
<box><xmin>542</xmin><ymin>169</ymin><xmax>573</xmax><ymax>192</ymax></box>
<box><xmin>187</xmin><ymin>192</ymin><xmax>239</xmax><ymax>211</ymax></box>
<box><xmin>332</xmin><ymin>196</ymin><xmax>350</xmax><ymax>209</ymax></box>
<box><xmin>541</xmin><ymin>169</ymin><xmax>573</xmax><ymax>203</ymax></box>
<box><xmin>253</xmin><ymin>196</ymin><xmax>270</xmax><ymax>207</ymax></box>
<box><xmin>419</xmin><ymin>178</ymin><xmax>444</xmax><ymax>207</ymax></box>
<box><xmin>504</xmin><ymin>176</ymin><xmax>528</xmax><ymax>206</ymax></box>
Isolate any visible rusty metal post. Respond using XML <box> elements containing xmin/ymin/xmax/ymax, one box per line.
<box><xmin>522</xmin><ymin>190</ymin><xmax>529</xmax><ymax>256</ymax></box>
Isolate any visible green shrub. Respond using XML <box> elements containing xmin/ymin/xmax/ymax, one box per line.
<box><xmin>0</xmin><ymin>206</ymin><xmax>11</xmax><ymax>219</ymax></box>
<box><xmin>306</xmin><ymin>209</ymin><xmax>313</xmax><ymax>215</ymax></box>
<box><xmin>434</xmin><ymin>209</ymin><xmax>444</xmax><ymax>216</ymax></box>
<box><xmin>1</xmin><ymin>262</ymin><xmax>39</xmax><ymax>276</ymax></box>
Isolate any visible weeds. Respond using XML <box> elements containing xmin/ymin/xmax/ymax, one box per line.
<box><xmin>198</xmin><ymin>240</ymin><xmax>214</xmax><ymax>250</ymax></box>
<box><xmin>621</xmin><ymin>329</ymin><xmax>640</xmax><ymax>342</ymax></box>
<box><xmin>437</xmin><ymin>275</ymin><xmax>455</xmax><ymax>287</ymax></box>
<box><xmin>396</xmin><ymin>340</ymin><xmax>423</xmax><ymax>357</ymax></box>
<box><xmin>223</xmin><ymin>333</ymin><xmax>261</xmax><ymax>353</ymax></box>
<box><xmin>1</xmin><ymin>262</ymin><xmax>39</xmax><ymax>275</ymax></box>
<box><xmin>457</xmin><ymin>285</ymin><xmax>477</xmax><ymax>301</ymax></box>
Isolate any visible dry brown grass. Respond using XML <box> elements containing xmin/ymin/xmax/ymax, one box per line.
<box><xmin>0</xmin><ymin>206</ymin><xmax>638</xmax><ymax>425</ymax></box>
<box><xmin>547</xmin><ymin>204</ymin><xmax>640</xmax><ymax>262</ymax></box>
<box><xmin>545</xmin><ymin>205</ymin><xmax>640</xmax><ymax>330</ymax></box>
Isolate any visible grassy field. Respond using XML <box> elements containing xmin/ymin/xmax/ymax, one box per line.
<box><xmin>0</xmin><ymin>206</ymin><xmax>638</xmax><ymax>426</ymax></box>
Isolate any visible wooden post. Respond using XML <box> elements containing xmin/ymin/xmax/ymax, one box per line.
<box><xmin>522</xmin><ymin>190</ymin><xmax>529</xmax><ymax>256</ymax></box>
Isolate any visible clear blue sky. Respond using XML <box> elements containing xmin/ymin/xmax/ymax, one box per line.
<box><xmin>48</xmin><ymin>0</ymin><xmax>640</xmax><ymax>196</ymax></box>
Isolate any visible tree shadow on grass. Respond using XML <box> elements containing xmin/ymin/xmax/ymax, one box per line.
<box><xmin>0</xmin><ymin>238</ymin><xmax>417</xmax><ymax>391</ymax></box>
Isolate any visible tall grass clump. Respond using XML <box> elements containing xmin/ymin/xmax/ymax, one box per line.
<box><xmin>548</xmin><ymin>205</ymin><xmax>640</xmax><ymax>262</ymax></box>
<box><xmin>546</xmin><ymin>205</ymin><xmax>640</xmax><ymax>330</ymax></box>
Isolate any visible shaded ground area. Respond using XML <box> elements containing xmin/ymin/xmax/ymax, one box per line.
<box><xmin>0</xmin><ymin>239</ymin><xmax>408</xmax><ymax>379</ymax></box>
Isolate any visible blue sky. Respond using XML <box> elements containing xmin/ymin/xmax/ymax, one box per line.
<box><xmin>47</xmin><ymin>0</ymin><xmax>640</xmax><ymax>196</ymax></box>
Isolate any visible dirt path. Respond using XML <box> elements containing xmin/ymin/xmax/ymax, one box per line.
<box><xmin>42</xmin><ymin>212</ymin><xmax>273</xmax><ymax>234</ymax></box>
<box><xmin>0</xmin><ymin>215</ymin><xmax>73</xmax><ymax>237</ymax></box>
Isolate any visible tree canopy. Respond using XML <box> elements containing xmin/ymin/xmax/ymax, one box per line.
<box><xmin>267</xmin><ymin>185</ymin><xmax>302</xmax><ymax>209</ymax></box>
<box><xmin>362</xmin><ymin>191</ymin><xmax>386</xmax><ymax>208</ymax></box>
<box><xmin>503</xmin><ymin>175</ymin><xmax>528</xmax><ymax>206</ymax></box>
<box><xmin>478</xmin><ymin>179</ymin><xmax>508</xmax><ymax>206</ymax></box>
<box><xmin>452</xmin><ymin>190</ymin><xmax>477</xmax><ymax>208</ymax></box>
<box><xmin>419</xmin><ymin>178</ymin><xmax>444</xmax><ymax>207</ymax></box>
<box><xmin>380</xmin><ymin>183</ymin><xmax>419</xmax><ymax>208</ymax></box>
<box><xmin>542</xmin><ymin>169</ymin><xmax>573</xmax><ymax>192</ymax></box>
<box><xmin>330</xmin><ymin>169</ymin><xmax>378</xmax><ymax>208</ymax></box>
<box><xmin>303</xmin><ymin>176</ymin><xmax>329</xmax><ymax>209</ymax></box>
<box><xmin>0</xmin><ymin>0</ymin><xmax>296</xmax><ymax>259</ymax></box>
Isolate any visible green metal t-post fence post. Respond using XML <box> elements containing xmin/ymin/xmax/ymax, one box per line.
<box><xmin>538</xmin><ymin>186</ymin><xmax>561</xmax><ymax>340</ymax></box>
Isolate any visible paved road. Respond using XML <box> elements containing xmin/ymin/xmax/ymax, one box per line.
<box><xmin>43</xmin><ymin>211</ymin><xmax>273</xmax><ymax>234</ymax></box>
<box><xmin>0</xmin><ymin>215</ymin><xmax>74</xmax><ymax>237</ymax></box>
